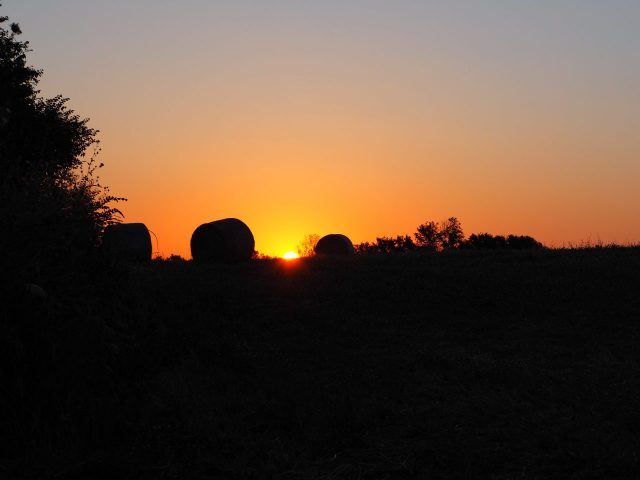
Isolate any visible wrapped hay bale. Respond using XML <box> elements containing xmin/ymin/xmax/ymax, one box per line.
<box><xmin>314</xmin><ymin>234</ymin><xmax>354</xmax><ymax>256</ymax></box>
<box><xmin>190</xmin><ymin>218</ymin><xmax>255</xmax><ymax>263</ymax></box>
<box><xmin>102</xmin><ymin>223</ymin><xmax>152</xmax><ymax>262</ymax></box>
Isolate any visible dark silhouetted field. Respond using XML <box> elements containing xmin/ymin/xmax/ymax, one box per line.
<box><xmin>3</xmin><ymin>248</ymin><xmax>640</xmax><ymax>479</ymax></box>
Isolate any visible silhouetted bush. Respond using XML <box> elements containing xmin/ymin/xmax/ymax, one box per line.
<box><xmin>414</xmin><ymin>221</ymin><xmax>439</xmax><ymax>251</ymax></box>
<box><xmin>461</xmin><ymin>233</ymin><xmax>543</xmax><ymax>250</ymax></box>
<box><xmin>438</xmin><ymin>217</ymin><xmax>464</xmax><ymax>249</ymax></box>
<box><xmin>374</xmin><ymin>237</ymin><xmax>396</xmax><ymax>254</ymax></box>
<box><xmin>414</xmin><ymin>217</ymin><xmax>464</xmax><ymax>251</ymax></box>
<box><xmin>384</xmin><ymin>235</ymin><xmax>416</xmax><ymax>253</ymax></box>
<box><xmin>1</xmin><ymin>9</ymin><xmax>127</xmax><ymax>471</ymax></box>
<box><xmin>356</xmin><ymin>218</ymin><xmax>463</xmax><ymax>255</ymax></box>
<box><xmin>462</xmin><ymin>233</ymin><xmax>508</xmax><ymax>249</ymax></box>
<box><xmin>354</xmin><ymin>241</ymin><xmax>377</xmax><ymax>255</ymax></box>
<box><xmin>0</xmin><ymin>9</ymin><xmax>123</xmax><ymax>282</ymax></box>
<box><xmin>354</xmin><ymin>235</ymin><xmax>416</xmax><ymax>255</ymax></box>
<box><xmin>358</xmin><ymin>219</ymin><xmax>543</xmax><ymax>255</ymax></box>
<box><xmin>506</xmin><ymin>234</ymin><xmax>543</xmax><ymax>249</ymax></box>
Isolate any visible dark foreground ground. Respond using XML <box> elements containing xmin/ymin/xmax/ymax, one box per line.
<box><xmin>2</xmin><ymin>248</ymin><xmax>640</xmax><ymax>479</ymax></box>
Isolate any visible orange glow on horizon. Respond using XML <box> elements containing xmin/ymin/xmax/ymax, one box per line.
<box><xmin>282</xmin><ymin>251</ymin><xmax>300</xmax><ymax>260</ymax></box>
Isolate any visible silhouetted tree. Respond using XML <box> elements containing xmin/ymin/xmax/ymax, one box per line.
<box><xmin>414</xmin><ymin>221</ymin><xmax>439</xmax><ymax>251</ymax></box>
<box><xmin>439</xmin><ymin>217</ymin><xmax>464</xmax><ymax>249</ymax></box>
<box><xmin>354</xmin><ymin>235</ymin><xmax>416</xmax><ymax>255</ymax></box>
<box><xmin>375</xmin><ymin>237</ymin><xmax>396</xmax><ymax>254</ymax></box>
<box><xmin>355</xmin><ymin>219</ymin><xmax>543</xmax><ymax>255</ymax></box>
<box><xmin>0</xmin><ymin>8</ymin><xmax>123</xmax><ymax>279</ymax></box>
<box><xmin>462</xmin><ymin>233</ymin><xmax>508</xmax><ymax>249</ymax></box>
<box><xmin>415</xmin><ymin>218</ymin><xmax>464</xmax><ymax>250</ymax></box>
<box><xmin>354</xmin><ymin>241</ymin><xmax>378</xmax><ymax>255</ymax></box>
<box><xmin>461</xmin><ymin>232</ymin><xmax>542</xmax><ymax>250</ymax></box>
<box><xmin>394</xmin><ymin>234</ymin><xmax>416</xmax><ymax>252</ymax></box>
<box><xmin>296</xmin><ymin>233</ymin><xmax>320</xmax><ymax>257</ymax></box>
<box><xmin>493</xmin><ymin>235</ymin><xmax>508</xmax><ymax>248</ymax></box>
<box><xmin>506</xmin><ymin>235</ymin><xmax>543</xmax><ymax>249</ymax></box>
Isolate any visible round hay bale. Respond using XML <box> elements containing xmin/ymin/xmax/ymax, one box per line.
<box><xmin>314</xmin><ymin>234</ymin><xmax>354</xmax><ymax>256</ymax></box>
<box><xmin>102</xmin><ymin>223</ymin><xmax>152</xmax><ymax>262</ymax></box>
<box><xmin>190</xmin><ymin>218</ymin><xmax>255</xmax><ymax>263</ymax></box>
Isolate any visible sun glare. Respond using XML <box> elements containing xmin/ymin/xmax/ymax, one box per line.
<box><xmin>283</xmin><ymin>251</ymin><xmax>299</xmax><ymax>260</ymax></box>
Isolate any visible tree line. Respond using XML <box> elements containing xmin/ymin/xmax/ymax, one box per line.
<box><xmin>351</xmin><ymin>217</ymin><xmax>542</xmax><ymax>255</ymax></box>
<box><xmin>354</xmin><ymin>217</ymin><xmax>542</xmax><ymax>254</ymax></box>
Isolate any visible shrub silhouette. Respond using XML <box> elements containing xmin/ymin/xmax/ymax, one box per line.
<box><xmin>462</xmin><ymin>233</ymin><xmax>542</xmax><ymax>250</ymax></box>
<box><xmin>354</xmin><ymin>241</ymin><xmax>377</xmax><ymax>255</ymax></box>
<box><xmin>414</xmin><ymin>221</ymin><xmax>439</xmax><ymax>251</ymax></box>
<box><xmin>374</xmin><ymin>237</ymin><xmax>396</xmax><ymax>254</ymax></box>
<box><xmin>414</xmin><ymin>217</ymin><xmax>464</xmax><ymax>251</ymax></box>
<box><xmin>356</xmin><ymin>218</ymin><xmax>543</xmax><ymax>254</ymax></box>
<box><xmin>438</xmin><ymin>217</ymin><xmax>464</xmax><ymax>249</ymax></box>
<box><xmin>354</xmin><ymin>235</ymin><xmax>416</xmax><ymax>254</ymax></box>
<box><xmin>377</xmin><ymin>235</ymin><xmax>416</xmax><ymax>253</ymax></box>
<box><xmin>506</xmin><ymin>235</ymin><xmax>543</xmax><ymax>249</ymax></box>
<box><xmin>463</xmin><ymin>233</ymin><xmax>508</xmax><ymax>249</ymax></box>
<box><xmin>0</xmin><ymin>9</ymin><xmax>123</xmax><ymax>280</ymax></box>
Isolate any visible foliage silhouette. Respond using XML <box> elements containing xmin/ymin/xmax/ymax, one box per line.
<box><xmin>355</xmin><ymin>235</ymin><xmax>417</xmax><ymax>255</ymax></box>
<box><xmin>414</xmin><ymin>220</ymin><xmax>439</xmax><ymax>251</ymax></box>
<box><xmin>462</xmin><ymin>233</ymin><xmax>509</xmax><ymax>249</ymax></box>
<box><xmin>438</xmin><ymin>217</ymin><xmax>464</xmax><ymax>249</ymax></box>
<box><xmin>462</xmin><ymin>233</ymin><xmax>542</xmax><ymax>250</ymax></box>
<box><xmin>506</xmin><ymin>234</ymin><xmax>543</xmax><ymax>249</ymax></box>
<box><xmin>368</xmin><ymin>235</ymin><xmax>416</xmax><ymax>254</ymax></box>
<box><xmin>353</xmin><ymin>240</ymin><xmax>377</xmax><ymax>255</ymax></box>
<box><xmin>414</xmin><ymin>217</ymin><xmax>464</xmax><ymax>251</ymax></box>
<box><xmin>356</xmin><ymin>218</ymin><xmax>542</xmax><ymax>254</ymax></box>
<box><xmin>0</xmin><ymin>7</ymin><xmax>123</xmax><ymax>281</ymax></box>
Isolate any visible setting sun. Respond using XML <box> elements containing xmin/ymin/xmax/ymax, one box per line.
<box><xmin>282</xmin><ymin>251</ymin><xmax>299</xmax><ymax>260</ymax></box>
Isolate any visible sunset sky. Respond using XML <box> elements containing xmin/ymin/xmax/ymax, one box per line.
<box><xmin>5</xmin><ymin>1</ymin><xmax>639</xmax><ymax>257</ymax></box>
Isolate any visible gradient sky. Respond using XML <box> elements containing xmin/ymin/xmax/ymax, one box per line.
<box><xmin>5</xmin><ymin>1</ymin><xmax>639</xmax><ymax>257</ymax></box>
